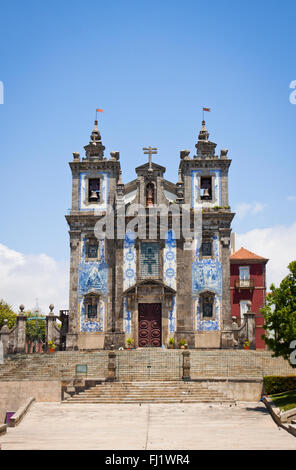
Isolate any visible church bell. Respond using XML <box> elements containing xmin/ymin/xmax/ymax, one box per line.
<box><xmin>90</xmin><ymin>191</ymin><xmax>99</xmax><ymax>200</ymax></box>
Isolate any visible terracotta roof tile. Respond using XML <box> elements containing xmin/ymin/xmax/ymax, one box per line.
<box><xmin>230</xmin><ymin>247</ymin><xmax>268</xmax><ymax>261</ymax></box>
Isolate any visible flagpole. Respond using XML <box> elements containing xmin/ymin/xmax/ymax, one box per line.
<box><xmin>95</xmin><ymin>108</ymin><xmax>104</xmax><ymax>126</ymax></box>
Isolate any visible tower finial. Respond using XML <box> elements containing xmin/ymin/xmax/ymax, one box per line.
<box><xmin>84</xmin><ymin>120</ymin><xmax>105</xmax><ymax>160</ymax></box>
<box><xmin>195</xmin><ymin>120</ymin><xmax>217</xmax><ymax>159</ymax></box>
<box><xmin>198</xmin><ymin>120</ymin><xmax>209</xmax><ymax>142</ymax></box>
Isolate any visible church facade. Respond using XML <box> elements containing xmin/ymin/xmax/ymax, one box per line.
<box><xmin>65</xmin><ymin>120</ymin><xmax>234</xmax><ymax>350</ymax></box>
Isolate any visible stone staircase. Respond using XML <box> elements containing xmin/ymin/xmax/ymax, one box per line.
<box><xmin>63</xmin><ymin>381</ymin><xmax>234</xmax><ymax>404</ymax></box>
<box><xmin>0</xmin><ymin>349</ymin><xmax>294</xmax><ymax>382</ymax></box>
<box><xmin>0</xmin><ymin>352</ymin><xmax>108</xmax><ymax>381</ymax></box>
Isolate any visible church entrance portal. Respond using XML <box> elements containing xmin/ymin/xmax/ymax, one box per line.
<box><xmin>138</xmin><ymin>303</ymin><xmax>162</xmax><ymax>347</ymax></box>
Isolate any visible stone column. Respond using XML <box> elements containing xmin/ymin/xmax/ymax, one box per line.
<box><xmin>0</xmin><ymin>320</ymin><xmax>10</xmax><ymax>356</ymax></box>
<box><xmin>182</xmin><ymin>350</ymin><xmax>191</xmax><ymax>381</ymax></box>
<box><xmin>220</xmin><ymin>232</ymin><xmax>231</xmax><ymax>327</ymax></box>
<box><xmin>15</xmin><ymin>305</ymin><xmax>27</xmax><ymax>353</ymax></box>
<box><xmin>175</xmin><ymin>237</ymin><xmax>195</xmax><ymax>349</ymax></box>
<box><xmin>67</xmin><ymin>232</ymin><xmax>80</xmax><ymax>350</ymax></box>
<box><xmin>104</xmin><ymin>236</ymin><xmax>125</xmax><ymax>350</ymax></box>
<box><xmin>113</xmin><ymin>238</ymin><xmax>125</xmax><ymax>348</ymax></box>
<box><xmin>105</xmin><ymin>237</ymin><xmax>114</xmax><ymax>349</ymax></box>
<box><xmin>0</xmin><ymin>340</ymin><xmax>3</xmax><ymax>364</ymax></box>
<box><xmin>107</xmin><ymin>351</ymin><xmax>116</xmax><ymax>381</ymax></box>
<box><xmin>46</xmin><ymin>305</ymin><xmax>57</xmax><ymax>349</ymax></box>
<box><xmin>244</xmin><ymin>309</ymin><xmax>256</xmax><ymax>349</ymax></box>
<box><xmin>220</xmin><ymin>231</ymin><xmax>233</xmax><ymax>349</ymax></box>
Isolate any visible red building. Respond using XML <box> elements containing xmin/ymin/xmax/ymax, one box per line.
<box><xmin>230</xmin><ymin>247</ymin><xmax>269</xmax><ymax>349</ymax></box>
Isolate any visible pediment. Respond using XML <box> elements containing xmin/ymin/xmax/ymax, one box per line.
<box><xmin>135</xmin><ymin>162</ymin><xmax>166</xmax><ymax>173</ymax></box>
<box><xmin>122</xmin><ymin>279</ymin><xmax>176</xmax><ymax>297</ymax></box>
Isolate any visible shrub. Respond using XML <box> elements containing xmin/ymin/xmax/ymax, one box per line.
<box><xmin>126</xmin><ymin>337</ymin><xmax>134</xmax><ymax>347</ymax></box>
<box><xmin>264</xmin><ymin>376</ymin><xmax>296</xmax><ymax>395</ymax></box>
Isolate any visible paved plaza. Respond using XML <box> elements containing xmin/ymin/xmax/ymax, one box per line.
<box><xmin>1</xmin><ymin>402</ymin><xmax>296</xmax><ymax>450</ymax></box>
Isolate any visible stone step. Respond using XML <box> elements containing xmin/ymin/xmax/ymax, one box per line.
<box><xmin>80</xmin><ymin>390</ymin><xmax>218</xmax><ymax>395</ymax></box>
<box><xmin>79</xmin><ymin>386</ymin><xmax>222</xmax><ymax>390</ymax></box>
<box><xmin>82</xmin><ymin>385</ymin><xmax>213</xmax><ymax>391</ymax></box>
<box><xmin>78</xmin><ymin>387</ymin><xmax>222</xmax><ymax>393</ymax></box>
<box><xmin>77</xmin><ymin>392</ymin><xmax>224</xmax><ymax>398</ymax></box>
<box><xmin>64</xmin><ymin>380</ymin><xmax>232</xmax><ymax>404</ymax></box>
<box><xmin>64</xmin><ymin>398</ymin><xmax>233</xmax><ymax>403</ymax></box>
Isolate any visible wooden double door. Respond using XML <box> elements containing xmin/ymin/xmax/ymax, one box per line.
<box><xmin>138</xmin><ymin>303</ymin><xmax>162</xmax><ymax>347</ymax></box>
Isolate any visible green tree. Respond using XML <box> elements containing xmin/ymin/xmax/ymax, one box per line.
<box><xmin>0</xmin><ymin>299</ymin><xmax>17</xmax><ymax>329</ymax></box>
<box><xmin>261</xmin><ymin>261</ymin><xmax>296</xmax><ymax>365</ymax></box>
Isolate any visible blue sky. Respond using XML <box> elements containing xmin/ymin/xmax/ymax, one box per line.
<box><xmin>0</xmin><ymin>0</ymin><xmax>295</xmax><ymax>309</ymax></box>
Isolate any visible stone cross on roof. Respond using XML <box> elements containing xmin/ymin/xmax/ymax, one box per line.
<box><xmin>143</xmin><ymin>146</ymin><xmax>157</xmax><ymax>173</ymax></box>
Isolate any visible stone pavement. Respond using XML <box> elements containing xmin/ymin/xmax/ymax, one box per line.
<box><xmin>1</xmin><ymin>402</ymin><xmax>296</xmax><ymax>450</ymax></box>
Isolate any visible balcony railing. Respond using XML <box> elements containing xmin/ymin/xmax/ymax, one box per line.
<box><xmin>235</xmin><ymin>278</ymin><xmax>255</xmax><ymax>290</ymax></box>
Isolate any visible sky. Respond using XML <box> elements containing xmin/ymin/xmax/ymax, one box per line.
<box><xmin>0</xmin><ymin>0</ymin><xmax>295</xmax><ymax>312</ymax></box>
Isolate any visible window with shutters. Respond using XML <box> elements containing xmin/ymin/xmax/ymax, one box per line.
<box><xmin>85</xmin><ymin>238</ymin><xmax>100</xmax><ymax>261</ymax></box>
<box><xmin>87</xmin><ymin>243</ymin><xmax>98</xmax><ymax>259</ymax></box>
<box><xmin>87</xmin><ymin>304</ymin><xmax>97</xmax><ymax>319</ymax></box>
<box><xmin>200</xmin><ymin>292</ymin><xmax>215</xmax><ymax>319</ymax></box>
<box><xmin>84</xmin><ymin>293</ymin><xmax>100</xmax><ymax>320</ymax></box>
<box><xmin>201</xmin><ymin>240</ymin><xmax>212</xmax><ymax>257</ymax></box>
<box><xmin>240</xmin><ymin>300</ymin><xmax>251</xmax><ymax>321</ymax></box>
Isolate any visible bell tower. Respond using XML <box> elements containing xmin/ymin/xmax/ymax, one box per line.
<box><xmin>177</xmin><ymin>120</ymin><xmax>234</xmax><ymax>348</ymax></box>
<box><xmin>65</xmin><ymin>120</ymin><xmax>122</xmax><ymax>350</ymax></box>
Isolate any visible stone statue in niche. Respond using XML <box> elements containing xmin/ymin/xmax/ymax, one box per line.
<box><xmin>146</xmin><ymin>183</ymin><xmax>154</xmax><ymax>206</ymax></box>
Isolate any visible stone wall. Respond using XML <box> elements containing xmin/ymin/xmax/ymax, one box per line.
<box><xmin>0</xmin><ymin>381</ymin><xmax>60</xmax><ymax>424</ymax></box>
<box><xmin>0</xmin><ymin>351</ymin><xmax>109</xmax><ymax>381</ymax></box>
<box><xmin>196</xmin><ymin>379</ymin><xmax>263</xmax><ymax>401</ymax></box>
<box><xmin>190</xmin><ymin>350</ymin><xmax>296</xmax><ymax>378</ymax></box>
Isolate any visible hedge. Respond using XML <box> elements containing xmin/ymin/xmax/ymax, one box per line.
<box><xmin>264</xmin><ymin>376</ymin><xmax>296</xmax><ymax>395</ymax></box>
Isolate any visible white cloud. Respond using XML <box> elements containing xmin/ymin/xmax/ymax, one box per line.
<box><xmin>235</xmin><ymin>201</ymin><xmax>267</xmax><ymax>219</ymax></box>
<box><xmin>0</xmin><ymin>243</ymin><xmax>69</xmax><ymax>314</ymax></box>
<box><xmin>287</xmin><ymin>196</ymin><xmax>296</xmax><ymax>201</ymax></box>
<box><xmin>252</xmin><ymin>202</ymin><xmax>267</xmax><ymax>214</ymax></box>
<box><xmin>235</xmin><ymin>202</ymin><xmax>251</xmax><ymax>219</ymax></box>
<box><xmin>236</xmin><ymin>221</ymin><xmax>296</xmax><ymax>289</ymax></box>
